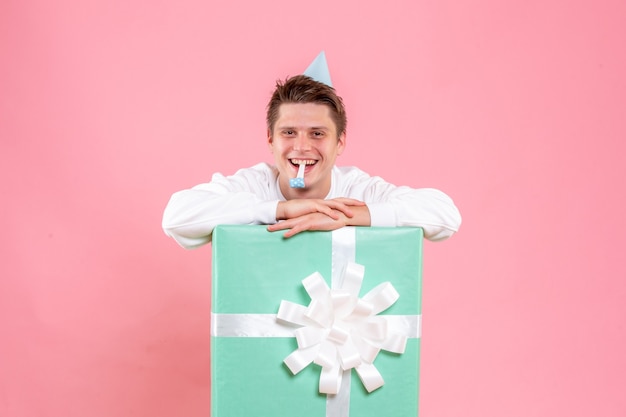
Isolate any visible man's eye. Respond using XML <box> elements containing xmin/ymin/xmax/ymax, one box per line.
<box><xmin>312</xmin><ymin>131</ymin><xmax>324</xmax><ymax>137</ymax></box>
<box><xmin>283</xmin><ymin>130</ymin><xmax>295</xmax><ymax>136</ymax></box>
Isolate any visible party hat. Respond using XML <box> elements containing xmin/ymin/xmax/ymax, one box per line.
<box><xmin>303</xmin><ymin>51</ymin><xmax>333</xmax><ymax>87</ymax></box>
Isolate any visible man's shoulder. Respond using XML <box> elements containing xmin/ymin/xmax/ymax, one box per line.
<box><xmin>333</xmin><ymin>165</ymin><xmax>368</xmax><ymax>176</ymax></box>
<box><xmin>233</xmin><ymin>162</ymin><xmax>279</xmax><ymax>178</ymax></box>
<box><xmin>208</xmin><ymin>163</ymin><xmax>279</xmax><ymax>197</ymax></box>
<box><xmin>333</xmin><ymin>165</ymin><xmax>372</xmax><ymax>182</ymax></box>
<box><xmin>332</xmin><ymin>165</ymin><xmax>391</xmax><ymax>191</ymax></box>
<box><xmin>209</xmin><ymin>162</ymin><xmax>278</xmax><ymax>186</ymax></box>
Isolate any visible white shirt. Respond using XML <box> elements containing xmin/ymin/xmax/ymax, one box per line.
<box><xmin>162</xmin><ymin>163</ymin><xmax>462</xmax><ymax>249</ymax></box>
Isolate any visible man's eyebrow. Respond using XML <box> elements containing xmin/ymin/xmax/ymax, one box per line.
<box><xmin>276</xmin><ymin>125</ymin><xmax>330</xmax><ymax>131</ymax></box>
<box><xmin>304</xmin><ymin>126</ymin><xmax>331</xmax><ymax>132</ymax></box>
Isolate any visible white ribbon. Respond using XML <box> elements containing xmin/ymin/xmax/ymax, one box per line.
<box><xmin>277</xmin><ymin>261</ymin><xmax>409</xmax><ymax>395</ymax></box>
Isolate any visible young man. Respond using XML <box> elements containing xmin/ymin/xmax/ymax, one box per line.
<box><xmin>162</xmin><ymin>53</ymin><xmax>461</xmax><ymax>249</ymax></box>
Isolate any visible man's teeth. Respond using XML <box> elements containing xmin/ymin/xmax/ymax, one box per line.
<box><xmin>291</xmin><ymin>159</ymin><xmax>316</xmax><ymax>165</ymax></box>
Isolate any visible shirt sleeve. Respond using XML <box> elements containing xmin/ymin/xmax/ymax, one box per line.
<box><xmin>337</xmin><ymin>167</ymin><xmax>462</xmax><ymax>241</ymax></box>
<box><xmin>162</xmin><ymin>164</ymin><xmax>280</xmax><ymax>249</ymax></box>
<box><xmin>380</xmin><ymin>186</ymin><xmax>462</xmax><ymax>241</ymax></box>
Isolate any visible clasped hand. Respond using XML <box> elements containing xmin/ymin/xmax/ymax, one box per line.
<box><xmin>268</xmin><ymin>198</ymin><xmax>370</xmax><ymax>238</ymax></box>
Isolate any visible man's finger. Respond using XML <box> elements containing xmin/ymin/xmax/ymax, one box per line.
<box><xmin>331</xmin><ymin>198</ymin><xmax>366</xmax><ymax>206</ymax></box>
<box><xmin>323</xmin><ymin>202</ymin><xmax>352</xmax><ymax>218</ymax></box>
<box><xmin>319</xmin><ymin>205</ymin><xmax>341</xmax><ymax>219</ymax></box>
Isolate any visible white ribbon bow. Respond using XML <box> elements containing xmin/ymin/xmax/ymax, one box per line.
<box><xmin>276</xmin><ymin>262</ymin><xmax>409</xmax><ymax>395</ymax></box>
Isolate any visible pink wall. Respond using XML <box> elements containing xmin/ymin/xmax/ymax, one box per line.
<box><xmin>2</xmin><ymin>0</ymin><xmax>625</xmax><ymax>416</ymax></box>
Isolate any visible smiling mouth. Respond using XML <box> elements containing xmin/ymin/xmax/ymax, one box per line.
<box><xmin>289</xmin><ymin>159</ymin><xmax>317</xmax><ymax>168</ymax></box>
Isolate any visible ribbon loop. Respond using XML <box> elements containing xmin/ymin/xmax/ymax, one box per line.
<box><xmin>284</xmin><ymin>345</ymin><xmax>319</xmax><ymax>374</ymax></box>
<box><xmin>337</xmin><ymin>339</ymin><xmax>362</xmax><ymax>370</ymax></box>
<box><xmin>295</xmin><ymin>326</ymin><xmax>325</xmax><ymax>348</ymax></box>
<box><xmin>355</xmin><ymin>363</ymin><xmax>385</xmax><ymax>393</ymax></box>
<box><xmin>340</xmin><ymin>262</ymin><xmax>364</xmax><ymax>295</ymax></box>
<box><xmin>302</xmin><ymin>272</ymin><xmax>330</xmax><ymax>300</ymax></box>
<box><xmin>277</xmin><ymin>300</ymin><xmax>310</xmax><ymax>326</ymax></box>
<box><xmin>361</xmin><ymin>282</ymin><xmax>400</xmax><ymax>315</ymax></box>
<box><xmin>357</xmin><ymin>316</ymin><xmax>388</xmax><ymax>341</ymax></box>
<box><xmin>314</xmin><ymin>340</ymin><xmax>338</xmax><ymax>369</ymax></box>
<box><xmin>319</xmin><ymin>363</ymin><xmax>342</xmax><ymax>395</ymax></box>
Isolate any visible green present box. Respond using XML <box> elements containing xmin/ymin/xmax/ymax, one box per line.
<box><xmin>211</xmin><ymin>225</ymin><xmax>423</xmax><ymax>417</ymax></box>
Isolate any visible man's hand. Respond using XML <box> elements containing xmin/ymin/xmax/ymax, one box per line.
<box><xmin>269</xmin><ymin>200</ymin><xmax>371</xmax><ymax>238</ymax></box>
<box><xmin>275</xmin><ymin>198</ymin><xmax>365</xmax><ymax>221</ymax></box>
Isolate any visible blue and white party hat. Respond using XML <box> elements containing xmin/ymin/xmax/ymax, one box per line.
<box><xmin>303</xmin><ymin>51</ymin><xmax>333</xmax><ymax>87</ymax></box>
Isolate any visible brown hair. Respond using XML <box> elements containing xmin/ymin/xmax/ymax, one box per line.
<box><xmin>266</xmin><ymin>75</ymin><xmax>347</xmax><ymax>137</ymax></box>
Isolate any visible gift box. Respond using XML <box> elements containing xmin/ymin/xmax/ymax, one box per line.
<box><xmin>211</xmin><ymin>225</ymin><xmax>423</xmax><ymax>417</ymax></box>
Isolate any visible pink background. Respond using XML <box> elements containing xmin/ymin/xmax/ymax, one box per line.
<box><xmin>2</xmin><ymin>0</ymin><xmax>625</xmax><ymax>416</ymax></box>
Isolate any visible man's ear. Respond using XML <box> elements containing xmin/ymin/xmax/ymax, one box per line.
<box><xmin>267</xmin><ymin>129</ymin><xmax>273</xmax><ymax>150</ymax></box>
<box><xmin>336</xmin><ymin>132</ymin><xmax>347</xmax><ymax>155</ymax></box>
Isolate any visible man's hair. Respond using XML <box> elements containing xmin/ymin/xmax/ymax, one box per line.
<box><xmin>266</xmin><ymin>75</ymin><xmax>347</xmax><ymax>137</ymax></box>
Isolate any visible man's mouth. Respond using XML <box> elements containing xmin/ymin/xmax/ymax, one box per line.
<box><xmin>289</xmin><ymin>159</ymin><xmax>317</xmax><ymax>168</ymax></box>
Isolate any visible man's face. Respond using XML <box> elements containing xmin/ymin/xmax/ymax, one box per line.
<box><xmin>268</xmin><ymin>102</ymin><xmax>346</xmax><ymax>200</ymax></box>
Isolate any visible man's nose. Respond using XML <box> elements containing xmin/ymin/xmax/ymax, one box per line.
<box><xmin>293</xmin><ymin>133</ymin><xmax>311</xmax><ymax>151</ymax></box>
